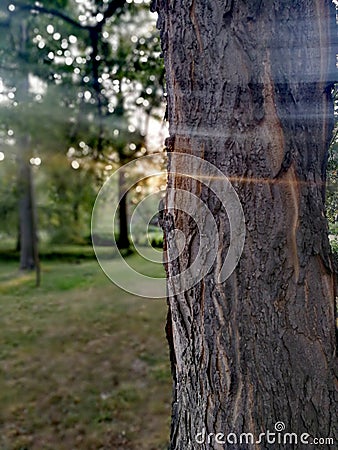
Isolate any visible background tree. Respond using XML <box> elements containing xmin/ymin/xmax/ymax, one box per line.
<box><xmin>0</xmin><ymin>147</ymin><xmax>18</xmax><ymax>242</ymax></box>
<box><xmin>0</xmin><ymin>0</ymin><xmax>164</xmax><ymax>258</ymax></box>
<box><xmin>154</xmin><ymin>1</ymin><xmax>337</xmax><ymax>448</ymax></box>
<box><xmin>0</xmin><ymin>6</ymin><xmax>43</xmax><ymax>276</ymax></box>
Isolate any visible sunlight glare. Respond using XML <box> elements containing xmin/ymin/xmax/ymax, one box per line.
<box><xmin>46</xmin><ymin>24</ymin><xmax>54</xmax><ymax>34</ymax></box>
<box><xmin>71</xmin><ymin>160</ymin><xmax>80</xmax><ymax>170</ymax></box>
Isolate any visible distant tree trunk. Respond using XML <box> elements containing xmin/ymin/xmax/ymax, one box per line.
<box><xmin>16</xmin><ymin>226</ymin><xmax>20</xmax><ymax>252</ymax></box>
<box><xmin>116</xmin><ymin>167</ymin><xmax>130</xmax><ymax>249</ymax></box>
<box><xmin>18</xmin><ymin>140</ymin><xmax>40</xmax><ymax>284</ymax></box>
<box><xmin>16</xmin><ymin>21</ymin><xmax>40</xmax><ymax>285</ymax></box>
<box><xmin>18</xmin><ymin>152</ymin><xmax>34</xmax><ymax>270</ymax></box>
<box><xmin>155</xmin><ymin>1</ymin><xmax>337</xmax><ymax>449</ymax></box>
<box><xmin>73</xmin><ymin>199</ymin><xmax>80</xmax><ymax>224</ymax></box>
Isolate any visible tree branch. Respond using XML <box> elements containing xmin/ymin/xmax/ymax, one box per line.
<box><xmin>14</xmin><ymin>0</ymin><xmax>128</xmax><ymax>32</ymax></box>
<box><xmin>101</xmin><ymin>0</ymin><xmax>127</xmax><ymax>24</ymax></box>
<box><xmin>14</xmin><ymin>1</ymin><xmax>85</xmax><ymax>30</ymax></box>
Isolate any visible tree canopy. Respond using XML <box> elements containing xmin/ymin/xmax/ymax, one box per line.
<box><xmin>0</xmin><ymin>0</ymin><xmax>165</xmax><ymax>249</ymax></box>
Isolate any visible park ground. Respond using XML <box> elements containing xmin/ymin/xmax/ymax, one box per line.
<box><xmin>0</xmin><ymin>253</ymin><xmax>171</xmax><ymax>450</ymax></box>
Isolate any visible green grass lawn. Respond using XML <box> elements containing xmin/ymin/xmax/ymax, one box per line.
<box><xmin>0</xmin><ymin>256</ymin><xmax>171</xmax><ymax>450</ymax></box>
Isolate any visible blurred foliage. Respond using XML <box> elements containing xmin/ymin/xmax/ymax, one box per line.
<box><xmin>0</xmin><ymin>0</ymin><xmax>165</xmax><ymax>248</ymax></box>
<box><xmin>0</xmin><ymin>0</ymin><xmax>164</xmax><ymax>157</ymax></box>
<box><xmin>327</xmin><ymin>147</ymin><xmax>337</xmax><ymax>232</ymax></box>
<box><xmin>0</xmin><ymin>157</ymin><xmax>18</xmax><ymax>235</ymax></box>
<box><xmin>327</xmin><ymin>85</ymin><xmax>338</xmax><ymax>247</ymax></box>
<box><xmin>39</xmin><ymin>155</ymin><xmax>97</xmax><ymax>245</ymax></box>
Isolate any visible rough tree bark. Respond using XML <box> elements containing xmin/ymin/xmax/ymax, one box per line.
<box><xmin>154</xmin><ymin>1</ymin><xmax>337</xmax><ymax>449</ymax></box>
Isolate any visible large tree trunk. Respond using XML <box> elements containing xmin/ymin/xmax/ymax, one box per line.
<box><xmin>154</xmin><ymin>1</ymin><xmax>337</xmax><ymax>449</ymax></box>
